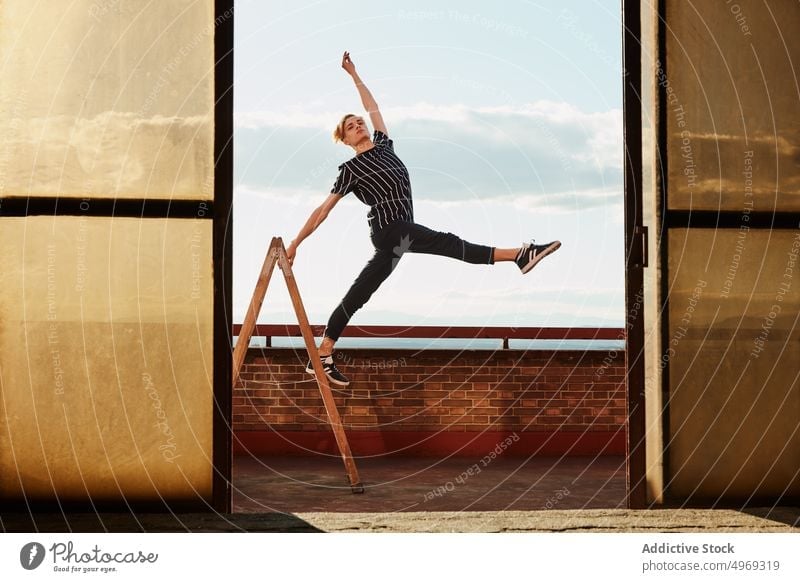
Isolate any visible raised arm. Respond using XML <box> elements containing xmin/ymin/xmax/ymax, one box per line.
<box><xmin>286</xmin><ymin>193</ymin><xmax>343</xmax><ymax>265</ymax></box>
<box><xmin>341</xmin><ymin>51</ymin><xmax>388</xmax><ymax>136</ymax></box>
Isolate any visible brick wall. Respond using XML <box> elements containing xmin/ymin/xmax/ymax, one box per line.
<box><xmin>233</xmin><ymin>348</ymin><xmax>627</xmax><ymax>456</ymax></box>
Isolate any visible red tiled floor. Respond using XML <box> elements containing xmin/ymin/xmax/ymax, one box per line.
<box><xmin>232</xmin><ymin>455</ymin><xmax>627</xmax><ymax>513</ymax></box>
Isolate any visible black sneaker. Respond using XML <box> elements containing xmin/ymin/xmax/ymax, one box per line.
<box><xmin>515</xmin><ymin>240</ymin><xmax>561</xmax><ymax>274</ymax></box>
<box><xmin>305</xmin><ymin>352</ymin><xmax>350</xmax><ymax>386</ymax></box>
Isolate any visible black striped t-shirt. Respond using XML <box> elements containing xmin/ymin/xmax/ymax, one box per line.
<box><xmin>331</xmin><ymin>129</ymin><xmax>414</xmax><ymax>233</ymax></box>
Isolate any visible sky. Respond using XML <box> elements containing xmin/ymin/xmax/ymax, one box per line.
<box><xmin>233</xmin><ymin>0</ymin><xmax>624</xmax><ymax>329</ymax></box>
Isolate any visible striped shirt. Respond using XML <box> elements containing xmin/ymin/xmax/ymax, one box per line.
<box><xmin>331</xmin><ymin>129</ymin><xmax>414</xmax><ymax>233</ymax></box>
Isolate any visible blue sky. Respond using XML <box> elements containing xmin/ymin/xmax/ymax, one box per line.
<box><xmin>233</xmin><ymin>0</ymin><xmax>624</xmax><ymax>328</ymax></box>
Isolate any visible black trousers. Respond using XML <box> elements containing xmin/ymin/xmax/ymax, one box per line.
<box><xmin>324</xmin><ymin>220</ymin><xmax>495</xmax><ymax>341</ymax></box>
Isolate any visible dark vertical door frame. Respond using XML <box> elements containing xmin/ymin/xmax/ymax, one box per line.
<box><xmin>622</xmin><ymin>0</ymin><xmax>648</xmax><ymax>509</ymax></box>
<box><xmin>213</xmin><ymin>0</ymin><xmax>234</xmax><ymax>513</ymax></box>
<box><xmin>657</xmin><ymin>0</ymin><xmax>672</xmax><ymax>504</ymax></box>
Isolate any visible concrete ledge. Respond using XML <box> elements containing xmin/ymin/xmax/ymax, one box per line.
<box><xmin>1</xmin><ymin>508</ymin><xmax>797</xmax><ymax>533</ymax></box>
<box><xmin>293</xmin><ymin>508</ymin><xmax>800</xmax><ymax>533</ymax></box>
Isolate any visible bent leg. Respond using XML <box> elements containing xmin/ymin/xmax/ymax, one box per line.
<box><xmin>375</xmin><ymin>221</ymin><xmax>495</xmax><ymax>265</ymax></box>
<box><xmin>323</xmin><ymin>248</ymin><xmax>397</xmax><ymax>342</ymax></box>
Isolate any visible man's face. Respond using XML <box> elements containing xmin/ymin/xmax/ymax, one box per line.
<box><xmin>344</xmin><ymin>116</ymin><xmax>369</xmax><ymax>145</ymax></box>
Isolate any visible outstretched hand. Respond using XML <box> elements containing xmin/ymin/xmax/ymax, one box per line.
<box><xmin>285</xmin><ymin>240</ymin><xmax>297</xmax><ymax>266</ymax></box>
<box><xmin>341</xmin><ymin>51</ymin><xmax>356</xmax><ymax>76</ymax></box>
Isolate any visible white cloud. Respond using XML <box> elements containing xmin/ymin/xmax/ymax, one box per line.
<box><xmin>234</xmin><ymin>99</ymin><xmax>624</xmax><ymax>212</ymax></box>
<box><xmin>421</xmin><ymin>185</ymin><xmax>622</xmax><ymax>215</ymax></box>
<box><xmin>236</xmin><ymin>100</ymin><xmax>620</xmax><ymax>132</ymax></box>
<box><xmin>234</xmin><ymin>183</ymin><xmax>320</xmax><ymax>205</ymax></box>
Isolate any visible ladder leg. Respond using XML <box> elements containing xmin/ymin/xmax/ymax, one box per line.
<box><xmin>232</xmin><ymin>238</ymin><xmax>280</xmax><ymax>389</ymax></box>
<box><xmin>275</xmin><ymin>238</ymin><xmax>364</xmax><ymax>493</ymax></box>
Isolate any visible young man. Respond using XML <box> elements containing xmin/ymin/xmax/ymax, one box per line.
<box><xmin>286</xmin><ymin>51</ymin><xmax>561</xmax><ymax>386</ymax></box>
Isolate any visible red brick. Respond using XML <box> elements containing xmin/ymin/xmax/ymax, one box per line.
<box><xmin>440</xmin><ymin>415</ymin><xmax>468</xmax><ymax>424</ymax></box>
<box><xmin>468</xmin><ymin>374</ymin><xmax>500</xmax><ymax>382</ymax></box>
<box><xmin>470</xmin><ymin>406</ymin><xmax>499</xmax><ymax>415</ymax></box>
<box><xmin>539</xmin><ymin>416</ymin><xmax>567</xmax><ymax>424</ymax></box>
<box><xmin>392</xmin><ymin>382</ymin><xmax>423</xmax><ymax>390</ymax></box>
<box><xmin>414</xmin><ymin>390</ymin><xmax>447</xmax><ymax>400</ymax></box>
<box><xmin>426</xmin><ymin>374</ymin><xmax>451</xmax><ymax>382</ymax></box>
<box><xmin>289</xmin><ymin>398</ymin><xmax>322</xmax><ymax>407</ymax></box>
<box><xmin>489</xmin><ymin>398</ymin><xmax>519</xmax><ymax>408</ymax></box>
<box><xmin>447</xmin><ymin>390</ymin><xmax>470</xmax><ymax>399</ymax></box>
<box><xmin>266</xmin><ymin>405</ymin><xmax>299</xmax><ymax>414</ymax></box>
<box><xmin>422</xmin><ymin>405</ymin><xmax>449</xmax><ymax>414</ymax></box>
<box><xmin>444</xmin><ymin>399</ymin><xmax>472</xmax><ymax>407</ymax></box>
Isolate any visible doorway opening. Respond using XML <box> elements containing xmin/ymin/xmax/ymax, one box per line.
<box><xmin>228</xmin><ymin>0</ymin><xmax>644</xmax><ymax>513</ymax></box>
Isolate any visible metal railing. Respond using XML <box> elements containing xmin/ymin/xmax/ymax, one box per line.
<box><xmin>231</xmin><ymin>324</ymin><xmax>625</xmax><ymax>349</ymax></box>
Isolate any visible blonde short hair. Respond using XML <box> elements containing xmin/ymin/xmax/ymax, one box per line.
<box><xmin>332</xmin><ymin>113</ymin><xmax>358</xmax><ymax>143</ymax></box>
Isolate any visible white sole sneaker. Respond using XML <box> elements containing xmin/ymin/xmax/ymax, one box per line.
<box><xmin>305</xmin><ymin>357</ymin><xmax>351</xmax><ymax>386</ymax></box>
<box><xmin>517</xmin><ymin>240</ymin><xmax>561</xmax><ymax>274</ymax></box>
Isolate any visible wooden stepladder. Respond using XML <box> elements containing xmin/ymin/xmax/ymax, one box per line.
<box><xmin>232</xmin><ymin>237</ymin><xmax>364</xmax><ymax>493</ymax></box>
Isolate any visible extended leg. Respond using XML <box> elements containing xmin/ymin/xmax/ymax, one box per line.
<box><xmin>374</xmin><ymin>220</ymin><xmax>560</xmax><ymax>272</ymax></box>
<box><xmin>309</xmin><ymin>249</ymin><xmax>397</xmax><ymax>386</ymax></box>
<box><xmin>323</xmin><ymin>248</ymin><xmax>396</xmax><ymax>348</ymax></box>
<box><xmin>376</xmin><ymin>221</ymin><xmax>496</xmax><ymax>264</ymax></box>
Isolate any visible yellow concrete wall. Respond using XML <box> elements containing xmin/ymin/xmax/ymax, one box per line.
<box><xmin>0</xmin><ymin>0</ymin><xmax>218</xmax><ymax>505</ymax></box>
<box><xmin>663</xmin><ymin>0</ymin><xmax>800</xmax><ymax>500</ymax></box>
<box><xmin>0</xmin><ymin>217</ymin><xmax>214</xmax><ymax>502</ymax></box>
